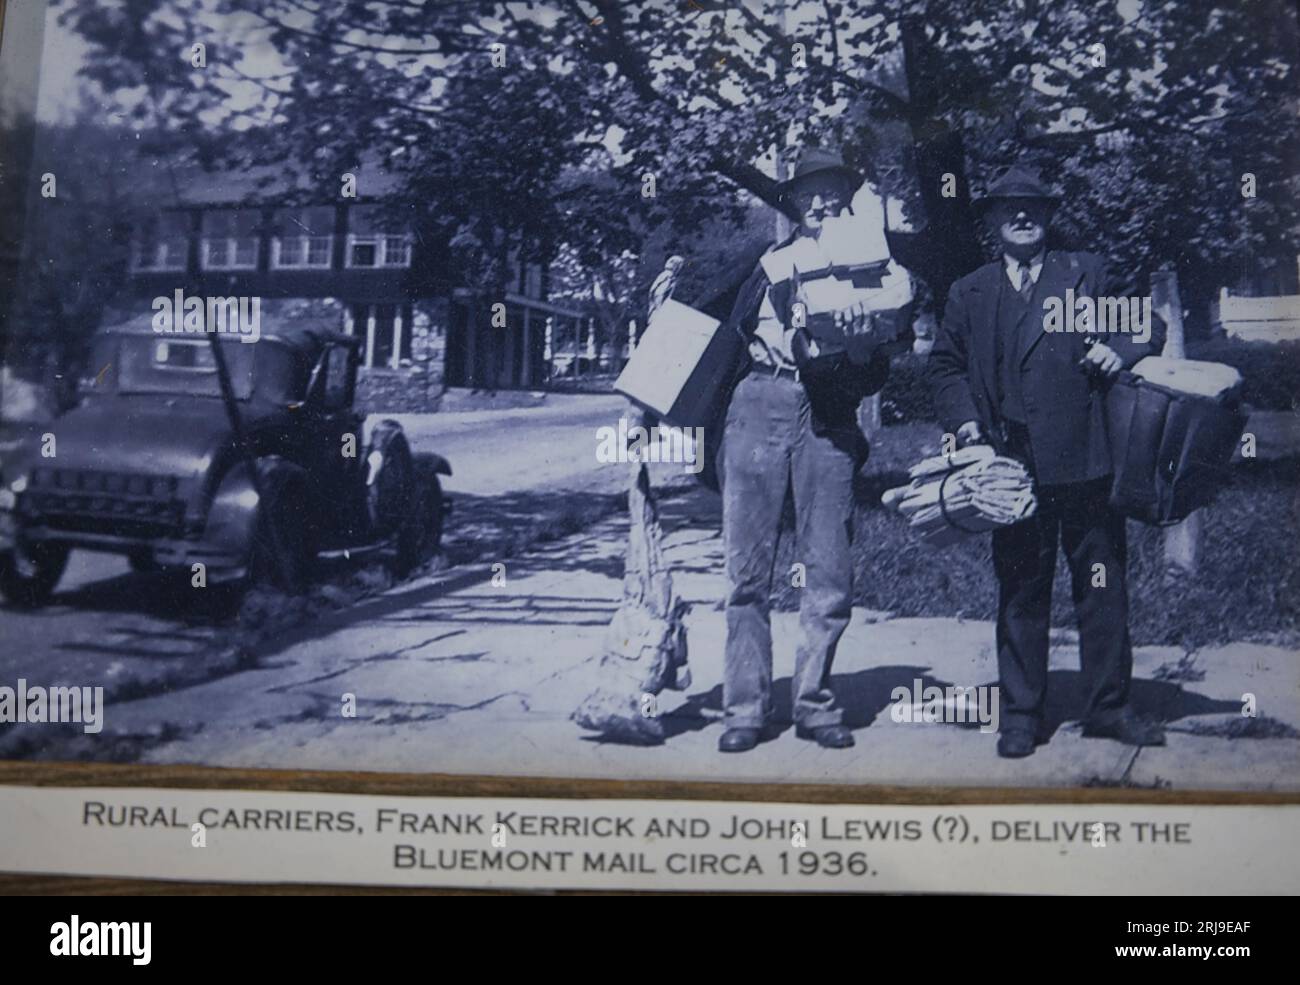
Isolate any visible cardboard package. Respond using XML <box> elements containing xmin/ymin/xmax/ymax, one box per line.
<box><xmin>614</xmin><ymin>298</ymin><xmax>746</xmax><ymax>430</ymax></box>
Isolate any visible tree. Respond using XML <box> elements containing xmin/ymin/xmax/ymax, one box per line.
<box><xmin>547</xmin><ymin>181</ymin><xmax>773</xmax><ymax>363</ymax></box>
<box><xmin>4</xmin><ymin>115</ymin><xmax>143</xmax><ymax>407</ymax></box>
<box><xmin>55</xmin><ymin>0</ymin><xmax>1300</xmax><ymax>315</ymax></box>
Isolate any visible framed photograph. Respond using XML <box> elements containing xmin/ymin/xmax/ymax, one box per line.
<box><xmin>1</xmin><ymin>0</ymin><xmax>1297</xmax><ymax>898</ymax></box>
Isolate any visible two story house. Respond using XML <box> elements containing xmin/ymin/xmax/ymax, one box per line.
<box><xmin>104</xmin><ymin>153</ymin><xmax>587</xmax><ymax>410</ymax></box>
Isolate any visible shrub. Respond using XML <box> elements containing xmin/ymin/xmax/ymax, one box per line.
<box><xmin>881</xmin><ymin>351</ymin><xmax>935</xmax><ymax>424</ymax></box>
<box><xmin>1186</xmin><ymin>338</ymin><xmax>1300</xmax><ymax>411</ymax></box>
<box><xmin>773</xmin><ymin>424</ymin><xmax>1300</xmax><ymax>650</ymax></box>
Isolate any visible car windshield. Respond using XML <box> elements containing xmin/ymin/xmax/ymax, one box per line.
<box><xmin>116</xmin><ymin>335</ymin><xmax>255</xmax><ymax>399</ymax></box>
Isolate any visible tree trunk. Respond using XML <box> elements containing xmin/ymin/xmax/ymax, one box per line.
<box><xmin>898</xmin><ymin>16</ymin><xmax>987</xmax><ymax>311</ymax></box>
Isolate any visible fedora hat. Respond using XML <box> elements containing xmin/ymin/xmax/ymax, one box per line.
<box><xmin>777</xmin><ymin>146</ymin><xmax>862</xmax><ymax>201</ymax></box>
<box><xmin>972</xmin><ymin>165</ymin><xmax>1060</xmax><ymax>211</ymax></box>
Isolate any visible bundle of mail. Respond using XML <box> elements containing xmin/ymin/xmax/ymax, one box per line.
<box><xmin>881</xmin><ymin>446</ymin><xmax>1037</xmax><ymax>547</ymax></box>
<box><xmin>760</xmin><ymin>210</ymin><xmax>913</xmax><ymax>353</ymax></box>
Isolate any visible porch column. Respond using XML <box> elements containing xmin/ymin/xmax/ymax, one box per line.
<box><xmin>391</xmin><ymin>306</ymin><xmax>404</xmax><ymax>369</ymax></box>
<box><xmin>522</xmin><ymin>306</ymin><xmax>533</xmax><ymax>386</ymax></box>
<box><xmin>465</xmin><ymin>305</ymin><xmax>478</xmax><ymax>387</ymax></box>
<box><xmin>502</xmin><ymin>305</ymin><xmax>516</xmax><ymax>386</ymax></box>
<box><xmin>543</xmin><ymin>317</ymin><xmax>553</xmax><ymax>381</ymax></box>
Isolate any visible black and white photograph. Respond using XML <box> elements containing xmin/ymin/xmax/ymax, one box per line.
<box><xmin>1</xmin><ymin>0</ymin><xmax>1297</xmax><ymax>798</ymax></box>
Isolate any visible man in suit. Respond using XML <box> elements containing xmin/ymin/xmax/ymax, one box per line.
<box><xmin>928</xmin><ymin>165</ymin><xmax>1166</xmax><ymax>758</ymax></box>
<box><xmin>716</xmin><ymin>147</ymin><xmax>912</xmax><ymax>753</ymax></box>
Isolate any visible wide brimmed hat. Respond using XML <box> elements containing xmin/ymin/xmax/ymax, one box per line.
<box><xmin>972</xmin><ymin>166</ymin><xmax>1061</xmax><ymax>211</ymax></box>
<box><xmin>777</xmin><ymin>146</ymin><xmax>862</xmax><ymax>201</ymax></box>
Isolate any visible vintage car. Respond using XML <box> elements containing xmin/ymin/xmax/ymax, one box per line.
<box><xmin>0</xmin><ymin>324</ymin><xmax>450</xmax><ymax>607</ymax></box>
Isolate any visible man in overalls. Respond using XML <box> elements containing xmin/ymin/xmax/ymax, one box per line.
<box><xmin>717</xmin><ymin>147</ymin><xmax>912</xmax><ymax>753</ymax></box>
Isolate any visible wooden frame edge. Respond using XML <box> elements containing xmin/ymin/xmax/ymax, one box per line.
<box><xmin>2</xmin><ymin>760</ymin><xmax>1296</xmax><ymax>805</ymax></box>
<box><xmin>1</xmin><ymin>0</ymin><xmax>1294</xmax><ymax>895</ymax></box>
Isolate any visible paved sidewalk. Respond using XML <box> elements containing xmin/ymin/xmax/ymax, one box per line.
<box><xmin>102</xmin><ymin>483</ymin><xmax>1300</xmax><ymax>791</ymax></box>
<box><xmin>0</xmin><ymin>393</ymin><xmax>647</xmax><ymax>740</ymax></box>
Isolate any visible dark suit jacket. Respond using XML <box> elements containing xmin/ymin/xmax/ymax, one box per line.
<box><xmin>928</xmin><ymin>250</ymin><xmax>1166</xmax><ymax>486</ymax></box>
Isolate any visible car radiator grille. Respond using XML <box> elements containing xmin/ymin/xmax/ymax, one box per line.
<box><xmin>23</xmin><ymin>468</ymin><xmax>187</xmax><ymax>538</ymax></box>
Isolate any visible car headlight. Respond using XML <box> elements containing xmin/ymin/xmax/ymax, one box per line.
<box><xmin>0</xmin><ymin>489</ymin><xmax>15</xmax><ymax>511</ymax></box>
<box><xmin>9</xmin><ymin>475</ymin><xmax>27</xmax><ymax>493</ymax></box>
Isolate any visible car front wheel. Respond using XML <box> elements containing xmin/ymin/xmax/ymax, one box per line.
<box><xmin>423</xmin><ymin>475</ymin><xmax>445</xmax><ymax>556</ymax></box>
<box><xmin>393</xmin><ymin>474</ymin><xmax>445</xmax><ymax>578</ymax></box>
<box><xmin>248</xmin><ymin>465</ymin><xmax>315</xmax><ymax>595</ymax></box>
<box><xmin>0</xmin><ymin>541</ymin><xmax>70</xmax><ymax>608</ymax></box>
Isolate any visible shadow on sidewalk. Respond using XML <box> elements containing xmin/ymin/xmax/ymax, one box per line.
<box><xmin>614</xmin><ymin>663</ymin><xmax>1253</xmax><ymax>748</ymax></box>
<box><xmin>246</xmin><ymin>484</ymin><xmax>706</xmax><ymax>661</ymax></box>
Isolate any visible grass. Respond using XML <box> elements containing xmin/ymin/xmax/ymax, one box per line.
<box><xmin>1177</xmin><ymin>716</ymin><xmax>1300</xmax><ymax>739</ymax></box>
<box><xmin>770</xmin><ymin>422</ymin><xmax>1300</xmax><ymax>650</ymax></box>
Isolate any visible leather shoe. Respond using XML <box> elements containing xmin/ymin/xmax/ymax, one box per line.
<box><xmin>718</xmin><ymin>727</ymin><xmax>762</xmax><ymax>753</ymax></box>
<box><xmin>1083</xmin><ymin>709</ymin><xmax>1166</xmax><ymax>746</ymax></box>
<box><xmin>795</xmin><ymin>724</ymin><xmax>855</xmax><ymax>749</ymax></box>
<box><xmin>997</xmin><ymin>728</ymin><xmax>1037</xmax><ymax>758</ymax></box>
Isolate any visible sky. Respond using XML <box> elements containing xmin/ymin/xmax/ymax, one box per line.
<box><xmin>32</xmin><ymin>2</ymin><xmax>83</xmax><ymax>124</ymax></box>
<box><xmin>0</xmin><ymin>0</ymin><xmax>49</xmax><ymax>126</ymax></box>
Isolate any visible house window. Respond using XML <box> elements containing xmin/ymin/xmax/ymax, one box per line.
<box><xmin>201</xmin><ymin>209</ymin><xmax>259</xmax><ymax>270</ymax></box>
<box><xmin>347</xmin><ymin>302</ymin><xmax>413</xmax><ymax>369</ymax></box>
<box><xmin>383</xmin><ymin>235</ymin><xmax>411</xmax><ymax>267</ymax></box>
<box><xmin>271</xmin><ymin>206</ymin><xmax>334</xmax><ymax>269</ymax></box>
<box><xmin>345</xmin><ymin>204</ymin><xmax>412</xmax><ymax>268</ymax></box>
<box><xmin>346</xmin><ymin>234</ymin><xmax>412</xmax><ymax>268</ymax></box>
<box><xmin>348</xmin><ymin>239</ymin><xmax>379</xmax><ymax>267</ymax></box>
<box><xmin>131</xmin><ymin>212</ymin><xmax>189</xmax><ymax>272</ymax></box>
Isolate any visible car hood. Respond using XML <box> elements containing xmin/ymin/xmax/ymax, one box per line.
<box><xmin>4</xmin><ymin>396</ymin><xmax>235</xmax><ymax>484</ymax></box>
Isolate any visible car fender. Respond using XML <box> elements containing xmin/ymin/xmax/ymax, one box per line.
<box><xmin>203</xmin><ymin>457</ymin><xmax>305</xmax><ymax>566</ymax></box>
<box><xmin>362</xmin><ymin>417</ymin><xmax>452</xmax><ymax>479</ymax></box>
<box><xmin>414</xmin><ymin>452</ymin><xmax>452</xmax><ymax>477</ymax></box>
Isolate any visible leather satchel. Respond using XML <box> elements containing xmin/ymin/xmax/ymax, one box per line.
<box><xmin>1105</xmin><ymin>368</ymin><xmax>1248</xmax><ymax>525</ymax></box>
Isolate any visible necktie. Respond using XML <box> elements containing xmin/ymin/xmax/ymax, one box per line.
<box><xmin>1017</xmin><ymin>263</ymin><xmax>1034</xmax><ymax>301</ymax></box>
